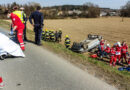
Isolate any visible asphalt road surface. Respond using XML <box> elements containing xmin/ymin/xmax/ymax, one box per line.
<box><xmin>0</xmin><ymin>28</ymin><xmax>117</xmax><ymax>90</ymax></box>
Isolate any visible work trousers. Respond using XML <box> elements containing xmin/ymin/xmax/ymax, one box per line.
<box><xmin>23</xmin><ymin>23</ymin><xmax>27</xmax><ymax>40</ymax></box>
<box><xmin>121</xmin><ymin>53</ymin><xmax>127</xmax><ymax>63</ymax></box>
<box><xmin>34</xmin><ymin>27</ymin><xmax>42</xmax><ymax>45</ymax></box>
<box><xmin>17</xmin><ymin>29</ymin><xmax>25</xmax><ymax>50</ymax></box>
<box><xmin>115</xmin><ymin>55</ymin><xmax>121</xmax><ymax>63</ymax></box>
<box><xmin>110</xmin><ymin>55</ymin><xmax>115</xmax><ymax>66</ymax></box>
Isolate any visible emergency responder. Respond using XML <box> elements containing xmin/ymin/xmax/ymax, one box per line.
<box><xmin>55</xmin><ymin>31</ymin><xmax>59</xmax><ymax>42</ymax></box>
<box><xmin>98</xmin><ymin>39</ymin><xmax>106</xmax><ymax>58</ymax></box>
<box><xmin>65</xmin><ymin>35</ymin><xmax>71</xmax><ymax>48</ymax></box>
<box><xmin>20</xmin><ymin>7</ymin><xmax>28</xmax><ymax>41</ymax></box>
<box><xmin>115</xmin><ymin>42</ymin><xmax>122</xmax><ymax>64</ymax></box>
<box><xmin>104</xmin><ymin>44</ymin><xmax>111</xmax><ymax>57</ymax></box>
<box><xmin>42</xmin><ymin>30</ymin><xmax>45</xmax><ymax>40</ymax></box>
<box><xmin>50</xmin><ymin>30</ymin><xmax>55</xmax><ymax>42</ymax></box>
<box><xmin>121</xmin><ymin>41</ymin><xmax>128</xmax><ymax>64</ymax></box>
<box><xmin>110</xmin><ymin>45</ymin><xmax>116</xmax><ymax>66</ymax></box>
<box><xmin>13</xmin><ymin>6</ymin><xmax>23</xmax><ymax>22</ymax></box>
<box><xmin>29</xmin><ymin>6</ymin><xmax>44</xmax><ymax>45</ymax></box>
<box><xmin>45</xmin><ymin>30</ymin><xmax>50</xmax><ymax>41</ymax></box>
<box><xmin>7</xmin><ymin>11</ymin><xmax>25</xmax><ymax>51</ymax></box>
<box><xmin>58</xmin><ymin>29</ymin><xmax>62</xmax><ymax>42</ymax></box>
<box><xmin>10</xmin><ymin>6</ymin><xmax>23</xmax><ymax>42</ymax></box>
<box><xmin>45</xmin><ymin>29</ymin><xmax>48</xmax><ymax>33</ymax></box>
<box><xmin>49</xmin><ymin>30</ymin><xmax>52</xmax><ymax>38</ymax></box>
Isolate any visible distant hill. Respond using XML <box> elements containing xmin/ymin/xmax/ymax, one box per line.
<box><xmin>0</xmin><ymin>3</ymin><xmax>119</xmax><ymax>19</ymax></box>
<box><xmin>43</xmin><ymin>5</ymin><xmax>89</xmax><ymax>11</ymax></box>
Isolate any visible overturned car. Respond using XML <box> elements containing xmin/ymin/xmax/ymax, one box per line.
<box><xmin>71</xmin><ymin>34</ymin><xmax>102</xmax><ymax>53</ymax></box>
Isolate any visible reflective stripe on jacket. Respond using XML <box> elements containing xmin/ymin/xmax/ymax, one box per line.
<box><xmin>65</xmin><ymin>38</ymin><xmax>70</xmax><ymax>45</ymax></box>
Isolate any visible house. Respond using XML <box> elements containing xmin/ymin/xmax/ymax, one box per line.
<box><xmin>100</xmin><ymin>8</ymin><xmax>119</xmax><ymax>17</ymax></box>
<box><xmin>57</xmin><ymin>11</ymin><xmax>63</xmax><ymax>16</ymax></box>
<box><xmin>68</xmin><ymin>9</ymin><xmax>82</xmax><ymax>15</ymax></box>
<box><xmin>100</xmin><ymin>11</ymin><xmax>107</xmax><ymax>17</ymax></box>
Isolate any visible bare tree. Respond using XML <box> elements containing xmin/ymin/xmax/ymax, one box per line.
<box><xmin>121</xmin><ymin>1</ymin><xmax>130</xmax><ymax>18</ymax></box>
<box><xmin>83</xmin><ymin>2</ymin><xmax>100</xmax><ymax>18</ymax></box>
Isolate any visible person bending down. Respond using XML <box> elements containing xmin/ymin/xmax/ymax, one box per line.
<box><xmin>7</xmin><ymin>11</ymin><xmax>25</xmax><ymax>51</ymax></box>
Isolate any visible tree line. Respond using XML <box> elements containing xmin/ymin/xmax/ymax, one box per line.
<box><xmin>0</xmin><ymin>2</ymin><xmax>100</xmax><ymax>19</ymax></box>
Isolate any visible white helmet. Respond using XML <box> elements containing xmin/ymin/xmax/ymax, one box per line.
<box><xmin>117</xmin><ymin>42</ymin><xmax>121</xmax><ymax>47</ymax></box>
<box><xmin>20</xmin><ymin>7</ymin><xmax>24</xmax><ymax>10</ymax></box>
<box><xmin>106</xmin><ymin>44</ymin><xmax>110</xmax><ymax>47</ymax></box>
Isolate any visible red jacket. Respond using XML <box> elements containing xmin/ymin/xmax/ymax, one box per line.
<box><xmin>110</xmin><ymin>47</ymin><xmax>116</xmax><ymax>56</ymax></box>
<box><xmin>100</xmin><ymin>40</ymin><xmax>105</xmax><ymax>46</ymax></box>
<box><xmin>105</xmin><ymin>46</ymin><xmax>110</xmax><ymax>53</ymax></box>
<box><xmin>10</xmin><ymin>13</ymin><xmax>24</xmax><ymax>30</ymax></box>
<box><xmin>115</xmin><ymin>45</ymin><xmax>122</xmax><ymax>55</ymax></box>
<box><xmin>121</xmin><ymin>44</ymin><xmax>128</xmax><ymax>54</ymax></box>
<box><xmin>100</xmin><ymin>40</ymin><xmax>105</xmax><ymax>51</ymax></box>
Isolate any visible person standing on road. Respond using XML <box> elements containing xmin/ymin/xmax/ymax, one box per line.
<box><xmin>29</xmin><ymin>6</ymin><xmax>44</xmax><ymax>45</ymax></box>
<box><xmin>9</xmin><ymin>6</ymin><xmax>21</xmax><ymax>34</ymax></box>
<box><xmin>20</xmin><ymin>7</ymin><xmax>28</xmax><ymax>41</ymax></box>
<box><xmin>10</xmin><ymin>6</ymin><xmax>24</xmax><ymax>42</ymax></box>
<box><xmin>7</xmin><ymin>11</ymin><xmax>25</xmax><ymax>51</ymax></box>
<box><xmin>13</xmin><ymin>6</ymin><xmax>24</xmax><ymax>23</ymax></box>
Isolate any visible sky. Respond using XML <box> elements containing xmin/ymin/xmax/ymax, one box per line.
<box><xmin>0</xmin><ymin>0</ymin><xmax>129</xmax><ymax>9</ymax></box>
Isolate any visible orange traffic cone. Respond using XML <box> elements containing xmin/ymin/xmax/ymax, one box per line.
<box><xmin>0</xmin><ymin>77</ymin><xmax>4</xmax><ymax>88</ymax></box>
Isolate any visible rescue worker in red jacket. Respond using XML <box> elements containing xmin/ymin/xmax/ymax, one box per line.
<box><xmin>121</xmin><ymin>41</ymin><xmax>128</xmax><ymax>64</ymax></box>
<box><xmin>115</xmin><ymin>42</ymin><xmax>122</xmax><ymax>64</ymax></box>
<box><xmin>7</xmin><ymin>11</ymin><xmax>25</xmax><ymax>51</ymax></box>
<box><xmin>99</xmin><ymin>39</ymin><xmax>106</xmax><ymax>58</ymax></box>
<box><xmin>110</xmin><ymin>46</ymin><xmax>116</xmax><ymax>66</ymax></box>
<box><xmin>104</xmin><ymin>44</ymin><xmax>111</xmax><ymax>57</ymax></box>
<box><xmin>100</xmin><ymin>39</ymin><xmax>105</xmax><ymax>51</ymax></box>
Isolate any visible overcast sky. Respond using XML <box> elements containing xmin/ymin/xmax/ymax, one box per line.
<box><xmin>0</xmin><ymin>0</ymin><xmax>129</xmax><ymax>9</ymax></box>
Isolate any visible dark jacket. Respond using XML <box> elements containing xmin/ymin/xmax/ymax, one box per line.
<box><xmin>29</xmin><ymin>11</ymin><xmax>44</xmax><ymax>28</ymax></box>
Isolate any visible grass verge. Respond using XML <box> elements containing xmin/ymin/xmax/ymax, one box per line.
<box><xmin>27</xmin><ymin>29</ymin><xmax>130</xmax><ymax>90</ymax></box>
<box><xmin>0</xmin><ymin>19</ymin><xmax>130</xmax><ymax>90</ymax></box>
<box><xmin>0</xmin><ymin>19</ymin><xmax>10</xmax><ymax>29</ymax></box>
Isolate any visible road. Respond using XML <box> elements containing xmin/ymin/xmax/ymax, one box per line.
<box><xmin>0</xmin><ymin>28</ymin><xmax>117</xmax><ymax>90</ymax></box>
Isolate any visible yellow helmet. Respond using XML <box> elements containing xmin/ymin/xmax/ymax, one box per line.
<box><xmin>45</xmin><ymin>29</ymin><xmax>48</xmax><ymax>31</ymax></box>
<box><xmin>65</xmin><ymin>35</ymin><xmax>69</xmax><ymax>38</ymax></box>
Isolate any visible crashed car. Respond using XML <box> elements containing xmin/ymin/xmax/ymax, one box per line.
<box><xmin>0</xmin><ymin>33</ymin><xmax>25</xmax><ymax>60</ymax></box>
<box><xmin>71</xmin><ymin>34</ymin><xmax>102</xmax><ymax>53</ymax></box>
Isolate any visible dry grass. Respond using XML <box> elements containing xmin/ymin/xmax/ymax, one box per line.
<box><xmin>6</xmin><ymin>17</ymin><xmax>130</xmax><ymax>48</ymax></box>
<box><xmin>42</xmin><ymin>17</ymin><xmax>130</xmax><ymax>48</ymax></box>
